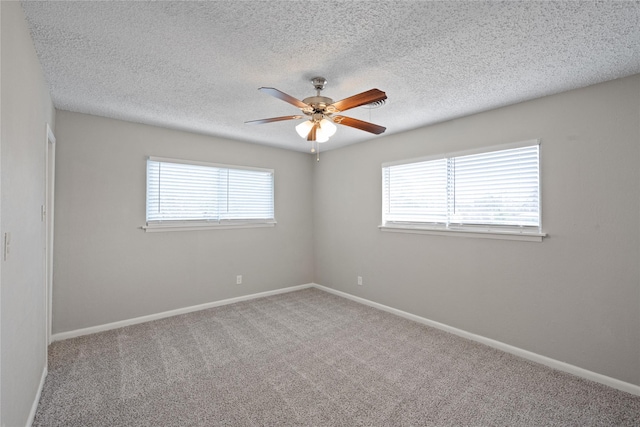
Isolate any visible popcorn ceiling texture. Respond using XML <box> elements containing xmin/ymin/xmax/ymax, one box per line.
<box><xmin>21</xmin><ymin>1</ymin><xmax>640</xmax><ymax>152</ymax></box>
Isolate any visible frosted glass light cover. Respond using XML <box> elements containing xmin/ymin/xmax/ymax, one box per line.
<box><xmin>295</xmin><ymin>120</ymin><xmax>314</xmax><ymax>138</ymax></box>
<box><xmin>319</xmin><ymin>118</ymin><xmax>337</xmax><ymax>137</ymax></box>
<box><xmin>316</xmin><ymin>133</ymin><xmax>329</xmax><ymax>143</ymax></box>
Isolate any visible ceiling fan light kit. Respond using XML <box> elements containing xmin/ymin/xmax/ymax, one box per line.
<box><xmin>296</xmin><ymin>118</ymin><xmax>336</xmax><ymax>141</ymax></box>
<box><xmin>246</xmin><ymin>77</ymin><xmax>387</xmax><ymax>158</ymax></box>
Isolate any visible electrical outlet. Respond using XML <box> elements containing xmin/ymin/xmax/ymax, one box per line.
<box><xmin>236</xmin><ymin>275</ymin><xmax>242</xmax><ymax>285</ymax></box>
<box><xmin>357</xmin><ymin>276</ymin><xmax>363</xmax><ymax>286</ymax></box>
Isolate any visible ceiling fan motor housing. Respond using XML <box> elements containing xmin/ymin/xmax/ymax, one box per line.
<box><xmin>302</xmin><ymin>96</ymin><xmax>336</xmax><ymax>116</ymax></box>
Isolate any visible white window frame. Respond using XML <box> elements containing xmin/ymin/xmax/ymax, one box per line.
<box><xmin>143</xmin><ymin>156</ymin><xmax>276</xmax><ymax>232</ymax></box>
<box><xmin>380</xmin><ymin>140</ymin><xmax>546</xmax><ymax>242</ymax></box>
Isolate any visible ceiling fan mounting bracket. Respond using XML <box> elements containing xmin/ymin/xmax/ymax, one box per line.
<box><xmin>311</xmin><ymin>76</ymin><xmax>327</xmax><ymax>92</ymax></box>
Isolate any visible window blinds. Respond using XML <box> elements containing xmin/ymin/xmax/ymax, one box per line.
<box><xmin>382</xmin><ymin>143</ymin><xmax>540</xmax><ymax>230</ymax></box>
<box><xmin>383</xmin><ymin>158</ymin><xmax>448</xmax><ymax>224</ymax></box>
<box><xmin>449</xmin><ymin>145</ymin><xmax>539</xmax><ymax>227</ymax></box>
<box><xmin>146</xmin><ymin>158</ymin><xmax>274</xmax><ymax>223</ymax></box>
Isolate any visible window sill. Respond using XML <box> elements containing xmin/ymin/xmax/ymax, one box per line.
<box><xmin>142</xmin><ymin>221</ymin><xmax>276</xmax><ymax>233</ymax></box>
<box><xmin>379</xmin><ymin>224</ymin><xmax>546</xmax><ymax>242</ymax></box>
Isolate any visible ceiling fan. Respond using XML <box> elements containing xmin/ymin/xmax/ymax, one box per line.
<box><xmin>246</xmin><ymin>77</ymin><xmax>387</xmax><ymax>152</ymax></box>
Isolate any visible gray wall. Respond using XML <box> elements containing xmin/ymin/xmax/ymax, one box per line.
<box><xmin>1</xmin><ymin>2</ymin><xmax>56</xmax><ymax>426</ymax></box>
<box><xmin>52</xmin><ymin>111</ymin><xmax>314</xmax><ymax>333</ymax></box>
<box><xmin>314</xmin><ymin>75</ymin><xmax>640</xmax><ymax>386</ymax></box>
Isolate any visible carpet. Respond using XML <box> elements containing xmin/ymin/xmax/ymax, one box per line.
<box><xmin>33</xmin><ymin>288</ymin><xmax>640</xmax><ymax>426</ymax></box>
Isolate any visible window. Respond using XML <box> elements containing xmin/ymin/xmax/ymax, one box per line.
<box><xmin>144</xmin><ymin>157</ymin><xmax>275</xmax><ymax>232</ymax></box>
<box><xmin>381</xmin><ymin>140</ymin><xmax>544</xmax><ymax>241</ymax></box>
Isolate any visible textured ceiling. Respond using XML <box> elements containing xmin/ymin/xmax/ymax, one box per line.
<box><xmin>21</xmin><ymin>1</ymin><xmax>640</xmax><ymax>153</ymax></box>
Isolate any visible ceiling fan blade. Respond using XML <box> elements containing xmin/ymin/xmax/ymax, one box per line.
<box><xmin>330</xmin><ymin>89</ymin><xmax>387</xmax><ymax>112</ymax></box>
<box><xmin>333</xmin><ymin>116</ymin><xmax>386</xmax><ymax>134</ymax></box>
<box><xmin>307</xmin><ymin>123</ymin><xmax>319</xmax><ymax>141</ymax></box>
<box><xmin>245</xmin><ymin>115</ymin><xmax>304</xmax><ymax>125</ymax></box>
<box><xmin>258</xmin><ymin>87</ymin><xmax>309</xmax><ymax>109</ymax></box>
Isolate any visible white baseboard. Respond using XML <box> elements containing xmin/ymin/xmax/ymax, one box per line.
<box><xmin>51</xmin><ymin>283</ymin><xmax>313</xmax><ymax>342</ymax></box>
<box><xmin>25</xmin><ymin>365</ymin><xmax>47</xmax><ymax>427</ymax></box>
<box><xmin>312</xmin><ymin>284</ymin><xmax>640</xmax><ymax>397</ymax></box>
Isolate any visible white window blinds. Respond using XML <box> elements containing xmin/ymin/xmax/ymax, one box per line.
<box><xmin>382</xmin><ymin>141</ymin><xmax>540</xmax><ymax>231</ymax></box>
<box><xmin>383</xmin><ymin>158</ymin><xmax>448</xmax><ymax>224</ymax></box>
<box><xmin>146</xmin><ymin>158</ymin><xmax>274</xmax><ymax>224</ymax></box>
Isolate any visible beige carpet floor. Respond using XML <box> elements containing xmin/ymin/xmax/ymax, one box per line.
<box><xmin>34</xmin><ymin>288</ymin><xmax>640</xmax><ymax>426</ymax></box>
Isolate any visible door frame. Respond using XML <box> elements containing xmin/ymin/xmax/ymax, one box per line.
<box><xmin>45</xmin><ymin>123</ymin><xmax>56</xmax><ymax>345</ymax></box>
